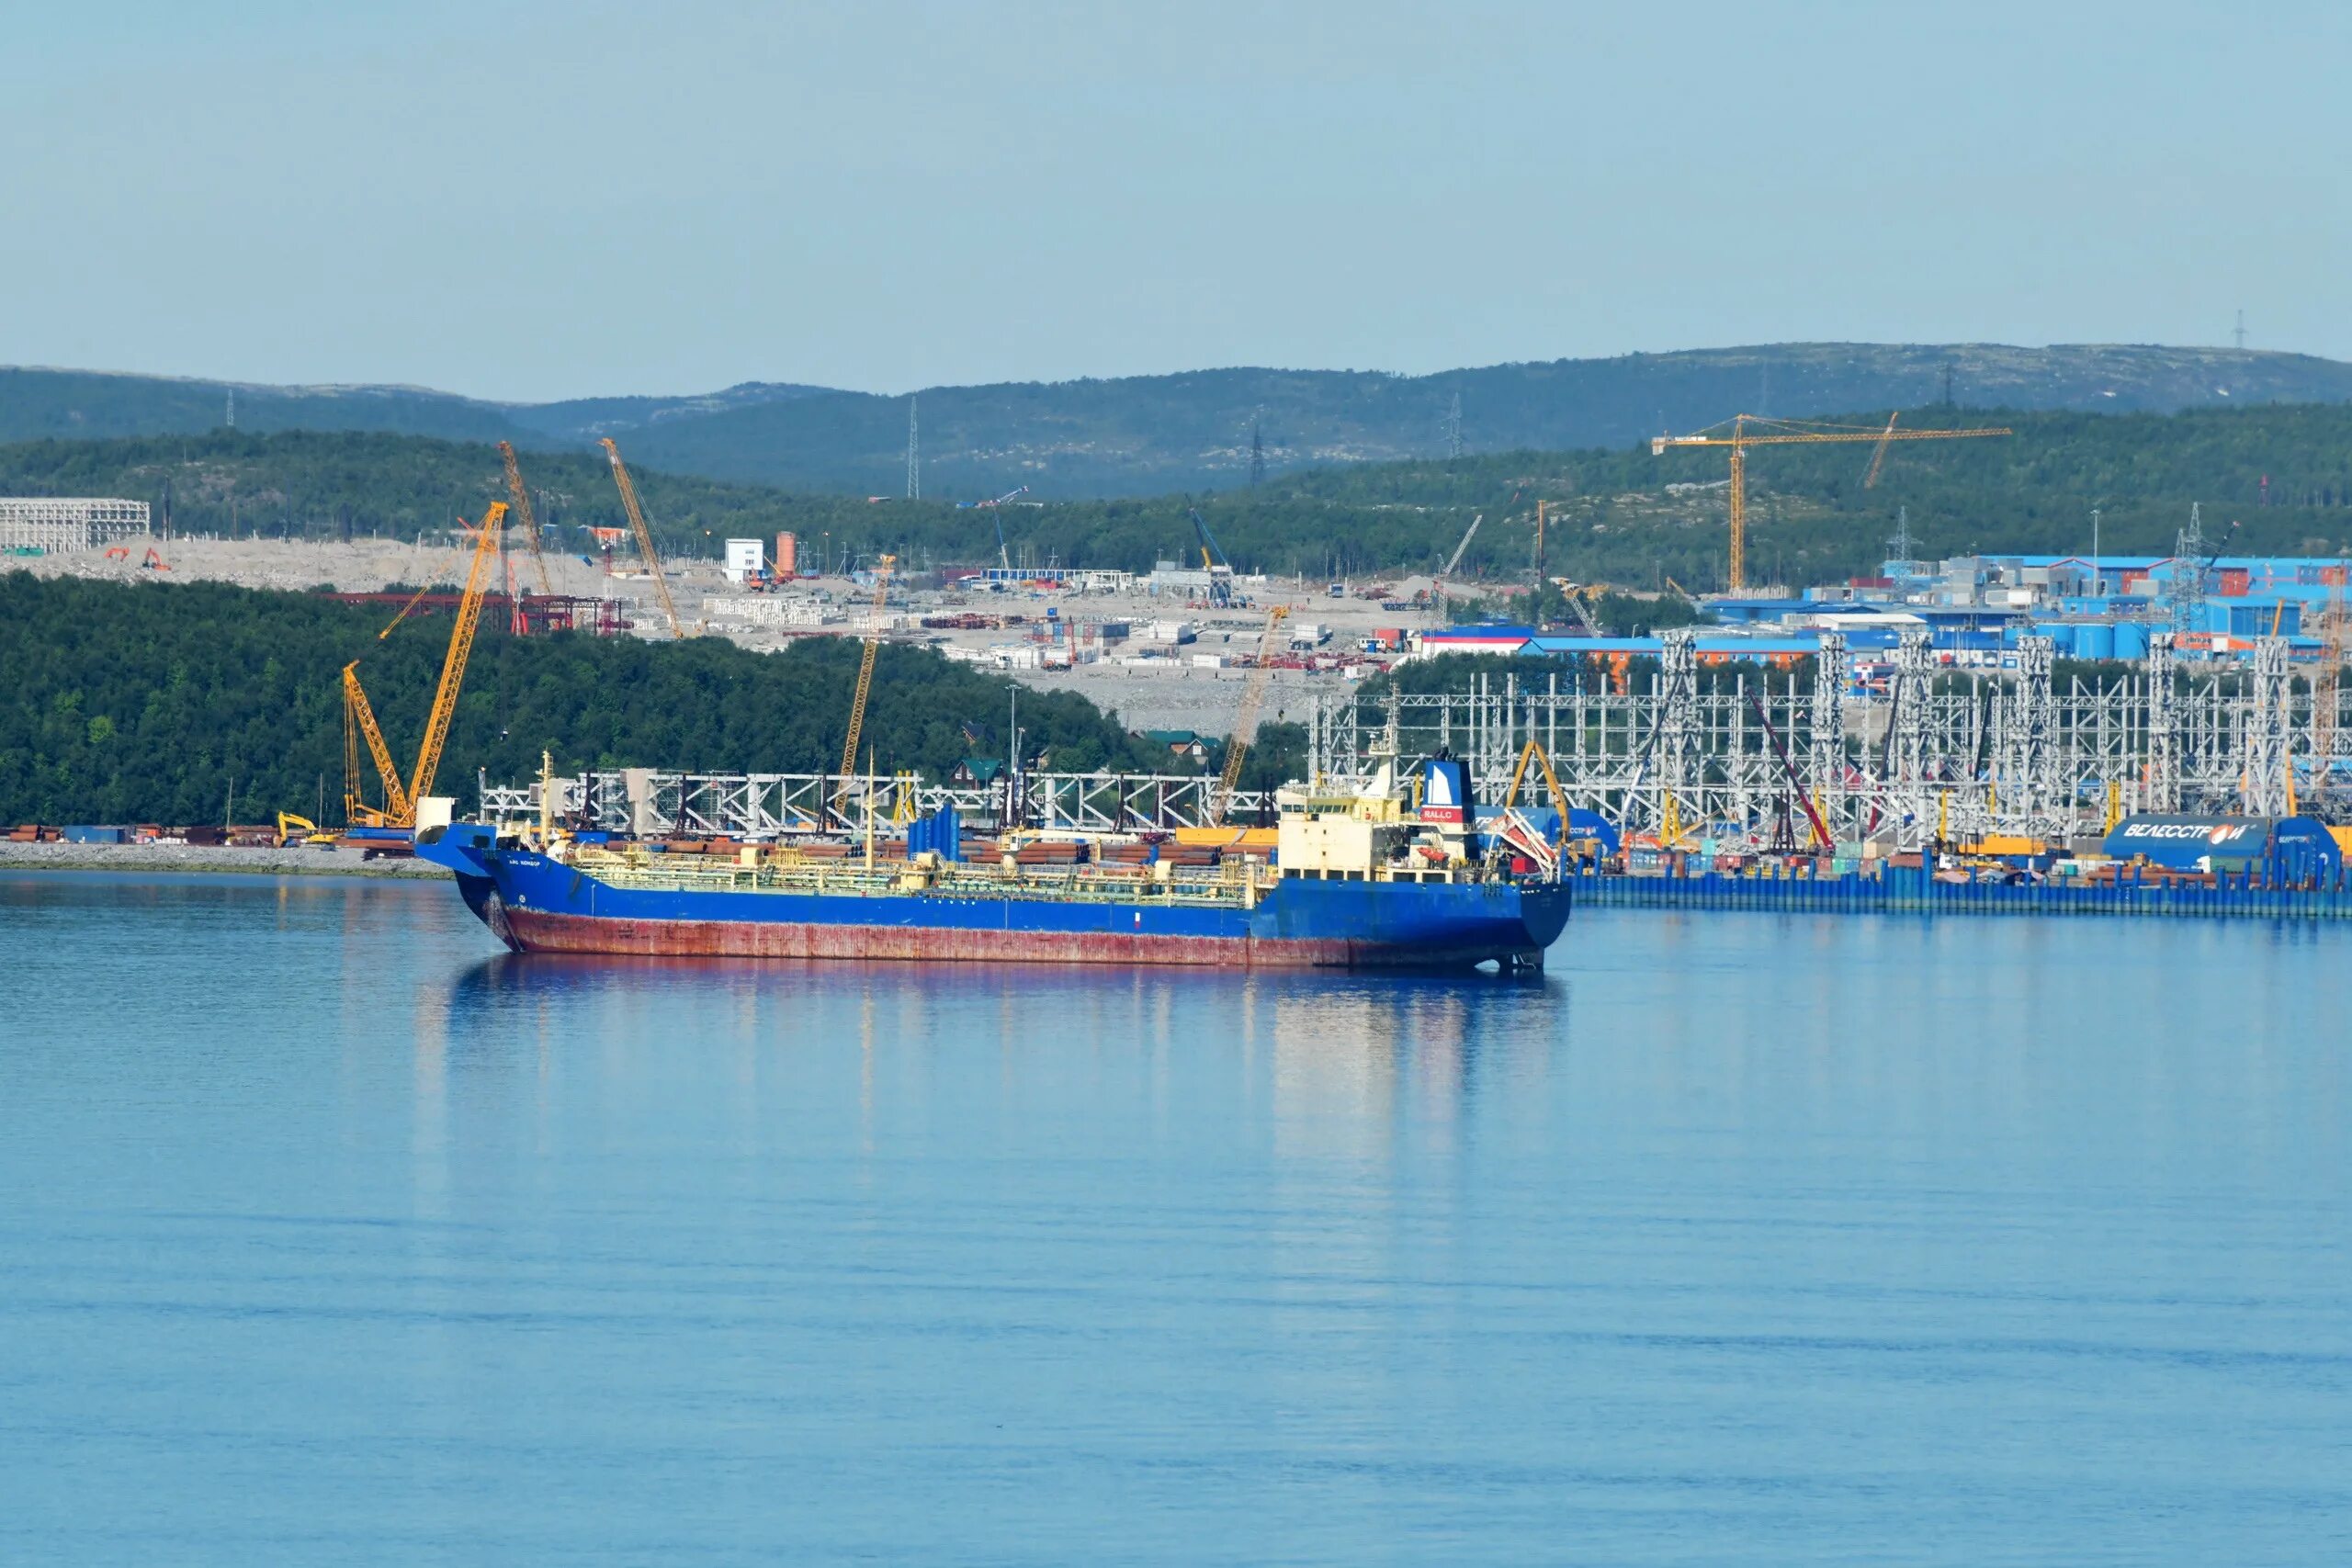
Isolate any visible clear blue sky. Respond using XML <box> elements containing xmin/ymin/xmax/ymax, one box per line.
<box><xmin>5</xmin><ymin>0</ymin><xmax>2346</xmax><ymax>402</ymax></box>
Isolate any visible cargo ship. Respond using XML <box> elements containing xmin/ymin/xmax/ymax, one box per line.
<box><xmin>417</xmin><ymin>760</ymin><xmax>1569</xmax><ymax>970</ymax></box>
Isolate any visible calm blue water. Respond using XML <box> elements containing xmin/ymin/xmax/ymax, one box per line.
<box><xmin>2</xmin><ymin>871</ymin><xmax>2348</xmax><ymax>1564</ymax></box>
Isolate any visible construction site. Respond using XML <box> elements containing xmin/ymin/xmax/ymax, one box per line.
<box><xmin>16</xmin><ymin>423</ymin><xmax>2352</xmax><ymax>912</ymax></box>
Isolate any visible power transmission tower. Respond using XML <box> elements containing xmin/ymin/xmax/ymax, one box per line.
<box><xmin>226</xmin><ymin>388</ymin><xmax>235</xmax><ymax>429</ymax></box>
<box><xmin>2173</xmin><ymin>502</ymin><xmax>2207</xmax><ymax>636</ymax></box>
<box><xmin>1888</xmin><ymin>505</ymin><xmax>1916</xmax><ymax>572</ymax></box>
<box><xmin>1250</xmin><ymin>416</ymin><xmax>1265</xmax><ymax>486</ymax></box>
<box><xmin>905</xmin><ymin>396</ymin><xmax>920</xmax><ymax>501</ymax></box>
<box><xmin>2233</xmin><ymin>309</ymin><xmax>2247</xmax><ymax>351</ymax></box>
<box><xmin>2243</xmin><ymin>637</ymin><xmax>2291</xmax><ymax>815</ymax></box>
<box><xmin>1941</xmin><ymin>362</ymin><xmax>1955</xmax><ymax>408</ymax></box>
<box><xmin>1443</xmin><ymin>392</ymin><xmax>1464</xmax><ymax>460</ymax></box>
<box><xmin>1809</xmin><ymin>630</ymin><xmax>1849</xmax><ymax>827</ymax></box>
<box><xmin>2143</xmin><ymin>633</ymin><xmax>2179</xmax><ymax>813</ymax></box>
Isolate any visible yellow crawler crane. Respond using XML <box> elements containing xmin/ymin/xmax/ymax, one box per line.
<box><xmin>833</xmin><ymin>555</ymin><xmax>899</xmax><ymax>823</ymax></box>
<box><xmin>1211</xmin><ymin>604</ymin><xmax>1292</xmax><ymax>824</ymax></box>
<box><xmin>498</xmin><ymin>441</ymin><xmax>554</xmax><ymax>597</ymax></box>
<box><xmin>343</xmin><ymin>661</ymin><xmax>411</xmax><ymax>827</ymax></box>
<box><xmin>1652</xmin><ymin>414</ymin><xmax>2011</xmax><ymax>592</ymax></box>
<box><xmin>598</xmin><ymin>437</ymin><xmax>684</xmax><ymax>638</ymax></box>
<box><xmin>339</xmin><ymin>502</ymin><xmax>507</xmax><ymax>828</ymax></box>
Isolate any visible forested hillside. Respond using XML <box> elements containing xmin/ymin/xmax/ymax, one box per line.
<box><xmin>0</xmin><ymin>576</ymin><xmax>1173</xmax><ymax>827</ymax></box>
<box><xmin>11</xmin><ymin>343</ymin><xmax>2352</xmax><ymax>499</ymax></box>
<box><xmin>11</xmin><ymin>401</ymin><xmax>2352</xmax><ymax>593</ymax></box>
<box><xmin>614</xmin><ymin>344</ymin><xmax>2352</xmax><ymax>497</ymax></box>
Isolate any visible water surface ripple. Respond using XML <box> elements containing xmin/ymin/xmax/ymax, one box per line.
<box><xmin>2</xmin><ymin>872</ymin><xmax>2346</xmax><ymax>1563</ymax></box>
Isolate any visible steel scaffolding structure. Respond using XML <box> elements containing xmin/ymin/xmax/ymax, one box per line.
<box><xmin>0</xmin><ymin>498</ymin><xmax>151</xmax><ymax>552</ymax></box>
<box><xmin>1305</xmin><ymin>633</ymin><xmax>2346</xmax><ymax>849</ymax></box>
<box><xmin>476</xmin><ymin>768</ymin><xmax>1274</xmax><ymax>837</ymax></box>
<box><xmin>474</xmin><ymin>634</ymin><xmax>2344</xmax><ymax>850</ymax></box>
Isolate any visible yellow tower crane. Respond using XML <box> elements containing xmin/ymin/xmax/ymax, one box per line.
<box><xmin>598</xmin><ymin>437</ymin><xmax>684</xmax><ymax>638</ymax></box>
<box><xmin>833</xmin><ymin>555</ymin><xmax>898</xmax><ymax>821</ymax></box>
<box><xmin>1211</xmin><ymin>604</ymin><xmax>1292</xmax><ymax>824</ymax></box>
<box><xmin>1652</xmin><ymin>414</ymin><xmax>2012</xmax><ymax>593</ymax></box>
<box><xmin>498</xmin><ymin>441</ymin><xmax>554</xmax><ymax>597</ymax></box>
<box><xmin>339</xmin><ymin>502</ymin><xmax>507</xmax><ymax>828</ymax></box>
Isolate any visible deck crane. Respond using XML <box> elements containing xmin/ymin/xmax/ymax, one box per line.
<box><xmin>1187</xmin><ymin>509</ymin><xmax>1236</xmax><ymax>605</ymax></box>
<box><xmin>832</xmin><ymin>555</ymin><xmax>898</xmax><ymax>822</ymax></box>
<box><xmin>1653</xmin><ymin>415</ymin><xmax>2011</xmax><ymax>592</ymax></box>
<box><xmin>1210</xmin><ymin>604</ymin><xmax>1292</xmax><ymax>825</ymax></box>
<box><xmin>497</xmin><ymin>441</ymin><xmax>554</xmax><ymax>596</ymax></box>
<box><xmin>598</xmin><ymin>437</ymin><xmax>684</xmax><ymax>638</ymax></box>
<box><xmin>341</xmin><ymin>502</ymin><xmax>507</xmax><ymax>827</ymax></box>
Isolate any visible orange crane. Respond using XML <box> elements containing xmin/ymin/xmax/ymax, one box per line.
<box><xmin>833</xmin><ymin>555</ymin><xmax>898</xmax><ymax>819</ymax></box>
<box><xmin>340</xmin><ymin>502</ymin><xmax>507</xmax><ymax>827</ymax></box>
<box><xmin>598</xmin><ymin>437</ymin><xmax>684</xmax><ymax>638</ymax></box>
<box><xmin>1211</xmin><ymin>604</ymin><xmax>1292</xmax><ymax>824</ymax></box>
<box><xmin>1652</xmin><ymin>414</ymin><xmax>2011</xmax><ymax>592</ymax></box>
<box><xmin>498</xmin><ymin>441</ymin><xmax>554</xmax><ymax>597</ymax></box>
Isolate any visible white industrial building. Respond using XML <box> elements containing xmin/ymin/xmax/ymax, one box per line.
<box><xmin>0</xmin><ymin>498</ymin><xmax>151</xmax><ymax>553</ymax></box>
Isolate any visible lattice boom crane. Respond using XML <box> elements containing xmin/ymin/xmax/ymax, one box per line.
<box><xmin>1212</xmin><ymin>604</ymin><xmax>1291</xmax><ymax>824</ymax></box>
<box><xmin>498</xmin><ymin>441</ymin><xmax>553</xmax><ymax>596</ymax></box>
<box><xmin>599</xmin><ymin>437</ymin><xmax>684</xmax><ymax>638</ymax></box>
<box><xmin>834</xmin><ymin>555</ymin><xmax>899</xmax><ymax>818</ymax></box>
<box><xmin>1653</xmin><ymin>414</ymin><xmax>2011</xmax><ymax>592</ymax></box>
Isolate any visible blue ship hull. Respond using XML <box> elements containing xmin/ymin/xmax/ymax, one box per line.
<box><xmin>418</xmin><ymin>824</ymin><xmax>1569</xmax><ymax>970</ymax></box>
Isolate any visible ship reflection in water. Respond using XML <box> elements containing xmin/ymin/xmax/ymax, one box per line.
<box><xmin>439</xmin><ymin>950</ymin><xmax>1558</xmax><ymax>1145</ymax></box>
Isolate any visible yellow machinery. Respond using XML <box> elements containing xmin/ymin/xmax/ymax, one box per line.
<box><xmin>833</xmin><ymin>556</ymin><xmax>899</xmax><ymax>821</ymax></box>
<box><xmin>341</xmin><ymin>502</ymin><xmax>507</xmax><ymax>828</ymax></box>
<box><xmin>1210</xmin><ymin>604</ymin><xmax>1292</xmax><ymax>824</ymax></box>
<box><xmin>498</xmin><ymin>441</ymin><xmax>554</xmax><ymax>597</ymax></box>
<box><xmin>1502</xmin><ymin>737</ymin><xmax>1569</xmax><ymax>818</ymax></box>
<box><xmin>344</xmin><ymin>661</ymin><xmax>411</xmax><ymax>826</ymax></box>
<box><xmin>598</xmin><ymin>437</ymin><xmax>684</xmax><ymax>638</ymax></box>
<box><xmin>275</xmin><ymin>812</ymin><xmax>335</xmax><ymax>848</ymax></box>
<box><xmin>1652</xmin><ymin>415</ymin><xmax>2011</xmax><ymax>592</ymax></box>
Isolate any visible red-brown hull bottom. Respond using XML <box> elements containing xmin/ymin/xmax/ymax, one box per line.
<box><xmin>503</xmin><ymin>907</ymin><xmax>1366</xmax><ymax>967</ymax></box>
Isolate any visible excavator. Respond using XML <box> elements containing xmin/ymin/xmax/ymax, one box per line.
<box><xmin>275</xmin><ymin>813</ymin><xmax>337</xmax><ymax>848</ymax></box>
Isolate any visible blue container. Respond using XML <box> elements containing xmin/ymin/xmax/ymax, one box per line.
<box><xmin>62</xmin><ymin>826</ymin><xmax>124</xmax><ymax>844</ymax></box>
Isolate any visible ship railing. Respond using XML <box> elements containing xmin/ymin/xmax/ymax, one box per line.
<box><xmin>574</xmin><ymin>850</ymin><xmax>1263</xmax><ymax>908</ymax></box>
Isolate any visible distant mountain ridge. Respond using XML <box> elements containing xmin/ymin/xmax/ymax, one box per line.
<box><xmin>6</xmin><ymin>344</ymin><xmax>2349</xmax><ymax>498</ymax></box>
<box><xmin>0</xmin><ymin>367</ymin><xmax>834</xmax><ymax>448</ymax></box>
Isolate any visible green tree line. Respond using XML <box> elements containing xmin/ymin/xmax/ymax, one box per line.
<box><xmin>0</xmin><ymin>575</ymin><xmax>1184</xmax><ymax>827</ymax></box>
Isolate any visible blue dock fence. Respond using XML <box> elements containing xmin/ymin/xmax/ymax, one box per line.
<box><xmin>1571</xmin><ymin>863</ymin><xmax>2352</xmax><ymax>919</ymax></box>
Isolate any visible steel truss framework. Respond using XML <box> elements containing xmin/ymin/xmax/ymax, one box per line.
<box><xmin>477</xmin><ymin>636</ymin><xmax>2346</xmax><ymax>850</ymax></box>
<box><xmin>1303</xmin><ymin>636</ymin><xmax>2349</xmax><ymax>850</ymax></box>
<box><xmin>477</xmin><ymin>768</ymin><xmax>1275</xmax><ymax>837</ymax></box>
